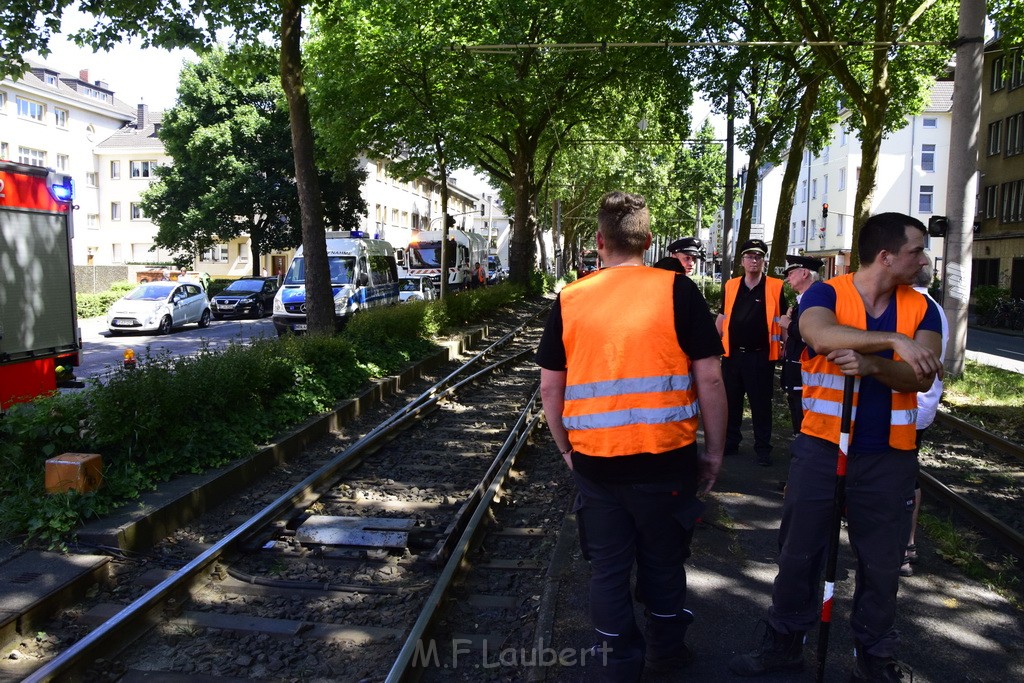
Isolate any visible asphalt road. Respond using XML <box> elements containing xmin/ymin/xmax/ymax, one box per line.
<box><xmin>73</xmin><ymin>314</ymin><xmax>276</xmax><ymax>383</ymax></box>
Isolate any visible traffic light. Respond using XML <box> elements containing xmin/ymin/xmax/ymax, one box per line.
<box><xmin>928</xmin><ymin>215</ymin><xmax>948</xmax><ymax>237</ymax></box>
<box><xmin>822</xmin><ymin>203</ymin><xmax>829</xmax><ymax>218</ymax></box>
<box><xmin>446</xmin><ymin>214</ymin><xmax>456</xmax><ymax>229</ymax></box>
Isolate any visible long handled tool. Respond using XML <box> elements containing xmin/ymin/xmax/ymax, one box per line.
<box><xmin>816</xmin><ymin>374</ymin><xmax>856</xmax><ymax>683</ymax></box>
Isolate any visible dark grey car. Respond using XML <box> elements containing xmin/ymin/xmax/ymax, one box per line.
<box><xmin>211</xmin><ymin>277</ymin><xmax>280</xmax><ymax>319</ymax></box>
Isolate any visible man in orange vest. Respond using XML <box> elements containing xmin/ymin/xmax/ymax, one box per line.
<box><xmin>716</xmin><ymin>238</ymin><xmax>786</xmax><ymax>466</ymax></box>
<box><xmin>537</xmin><ymin>191</ymin><xmax>727</xmax><ymax>681</ymax></box>
<box><xmin>730</xmin><ymin>213</ymin><xmax>943</xmax><ymax>681</ymax></box>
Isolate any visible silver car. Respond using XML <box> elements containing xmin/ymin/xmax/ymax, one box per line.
<box><xmin>107</xmin><ymin>281</ymin><xmax>212</xmax><ymax>335</ymax></box>
<box><xmin>398</xmin><ymin>276</ymin><xmax>436</xmax><ymax>302</ymax></box>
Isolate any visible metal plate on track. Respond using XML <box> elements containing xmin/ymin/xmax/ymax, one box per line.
<box><xmin>294</xmin><ymin>515</ymin><xmax>415</xmax><ymax>548</ymax></box>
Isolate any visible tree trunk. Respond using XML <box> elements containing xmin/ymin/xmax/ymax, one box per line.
<box><xmin>508</xmin><ymin>154</ymin><xmax>536</xmax><ymax>286</ymax></box>
<box><xmin>280</xmin><ymin>0</ymin><xmax>331</xmax><ymax>334</ymax></box>
<box><xmin>769</xmin><ymin>80</ymin><xmax>820</xmax><ymax>277</ymax></box>
<box><xmin>850</xmin><ymin>105</ymin><xmax>885</xmax><ymax>271</ymax></box>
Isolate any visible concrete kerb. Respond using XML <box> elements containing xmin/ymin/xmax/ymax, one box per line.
<box><xmin>75</xmin><ymin>326</ymin><xmax>487</xmax><ymax>554</ymax></box>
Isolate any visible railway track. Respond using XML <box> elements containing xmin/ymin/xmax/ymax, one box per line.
<box><xmin>12</xmin><ymin>300</ymin><xmax>573</xmax><ymax>682</ymax></box>
<box><xmin>919</xmin><ymin>410</ymin><xmax>1024</xmax><ymax>565</ymax></box>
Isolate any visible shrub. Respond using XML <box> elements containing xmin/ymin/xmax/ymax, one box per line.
<box><xmin>972</xmin><ymin>285</ymin><xmax>1008</xmax><ymax>322</ymax></box>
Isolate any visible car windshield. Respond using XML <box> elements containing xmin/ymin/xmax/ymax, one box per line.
<box><xmin>399</xmin><ymin>278</ymin><xmax>422</xmax><ymax>292</ymax></box>
<box><xmin>223</xmin><ymin>280</ymin><xmax>262</xmax><ymax>293</ymax></box>
<box><xmin>408</xmin><ymin>242</ymin><xmax>442</xmax><ymax>268</ymax></box>
<box><xmin>125</xmin><ymin>284</ymin><xmax>173</xmax><ymax>301</ymax></box>
<box><xmin>283</xmin><ymin>257</ymin><xmax>356</xmax><ymax>285</ymax></box>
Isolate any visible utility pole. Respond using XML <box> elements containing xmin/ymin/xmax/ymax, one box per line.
<box><xmin>942</xmin><ymin>0</ymin><xmax>985</xmax><ymax>377</ymax></box>
<box><xmin>723</xmin><ymin>90</ymin><xmax>735</xmax><ymax>277</ymax></box>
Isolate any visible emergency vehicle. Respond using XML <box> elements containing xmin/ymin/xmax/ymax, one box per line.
<box><xmin>0</xmin><ymin>161</ymin><xmax>81</xmax><ymax>410</ymax></box>
<box><xmin>399</xmin><ymin>229</ymin><xmax>488</xmax><ymax>290</ymax></box>
<box><xmin>272</xmin><ymin>232</ymin><xmax>399</xmax><ymax>335</ymax></box>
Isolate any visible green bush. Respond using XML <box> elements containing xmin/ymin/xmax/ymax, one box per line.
<box><xmin>0</xmin><ymin>287</ymin><xmax>532</xmax><ymax>547</ymax></box>
<box><xmin>207</xmin><ymin>278</ymin><xmax>234</xmax><ymax>298</ymax></box>
<box><xmin>972</xmin><ymin>285</ymin><xmax>1007</xmax><ymax>320</ymax></box>
<box><xmin>76</xmin><ymin>281</ymin><xmax>137</xmax><ymax>319</ymax></box>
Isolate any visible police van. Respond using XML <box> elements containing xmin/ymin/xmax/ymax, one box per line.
<box><xmin>272</xmin><ymin>232</ymin><xmax>399</xmax><ymax>335</ymax></box>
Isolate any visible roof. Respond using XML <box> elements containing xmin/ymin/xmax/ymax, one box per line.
<box><xmin>17</xmin><ymin>58</ymin><xmax>136</xmax><ymax>121</ymax></box>
<box><xmin>96</xmin><ymin>107</ymin><xmax>166</xmax><ymax>150</ymax></box>
<box><xmin>924</xmin><ymin>81</ymin><xmax>954</xmax><ymax>113</ymax></box>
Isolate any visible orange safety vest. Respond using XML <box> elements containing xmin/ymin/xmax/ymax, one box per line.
<box><xmin>800</xmin><ymin>274</ymin><xmax>928</xmax><ymax>450</ymax></box>
<box><xmin>721</xmin><ymin>275</ymin><xmax>784</xmax><ymax>360</ymax></box>
<box><xmin>559</xmin><ymin>266</ymin><xmax>699</xmax><ymax>457</ymax></box>
<box><xmin>476</xmin><ymin>266</ymin><xmax>485</xmax><ymax>283</ymax></box>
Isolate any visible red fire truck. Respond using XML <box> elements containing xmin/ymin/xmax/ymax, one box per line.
<box><xmin>0</xmin><ymin>161</ymin><xmax>81</xmax><ymax>410</ymax></box>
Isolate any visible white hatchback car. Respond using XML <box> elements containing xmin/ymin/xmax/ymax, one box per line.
<box><xmin>107</xmin><ymin>281</ymin><xmax>212</xmax><ymax>335</ymax></box>
<box><xmin>398</xmin><ymin>276</ymin><xmax>436</xmax><ymax>302</ymax></box>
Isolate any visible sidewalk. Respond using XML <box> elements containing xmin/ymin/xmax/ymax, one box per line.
<box><xmin>542</xmin><ymin>429</ymin><xmax>1024</xmax><ymax>682</ymax></box>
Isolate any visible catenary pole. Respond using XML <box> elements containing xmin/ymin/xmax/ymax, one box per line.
<box><xmin>941</xmin><ymin>0</ymin><xmax>985</xmax><ymax>377</ymax></box>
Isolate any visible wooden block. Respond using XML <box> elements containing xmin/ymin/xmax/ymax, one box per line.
<box><xmin>45</xmin><ymin>453</ymin><xmax>103</xmax><ymax>494</ymax></box>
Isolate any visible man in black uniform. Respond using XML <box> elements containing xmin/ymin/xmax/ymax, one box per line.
<box><xmin>666</xmin><ymin>236</ymin><xmax>705</xmax><ymax>276</ymax></box>
<box><xmin>778</xmin><ymin>255</ymin><xmax>824</xmax><ymax>434</ymax></box>
<box><xmin>716</xmin><ymin>239</ymin><xmax>787</xmax><ymax>465</ymax></box>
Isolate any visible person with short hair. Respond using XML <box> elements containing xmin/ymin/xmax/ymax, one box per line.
<box><xmin>716</xmin><ymin>239</ymin><xmax>786</xmax><ymax>465</ymax></box>
<box><xmin>537</xmin><ymin>191</ymin><xmax>726</xmax><ymax>681</ymax></box>
<box><xmin>779</xmin><ymin>255</ymin><xmax>824</xmax><ymax>434</ymax></box>
<box><xmin>729</xmin><ymin>212</ymin><xmax>943</xmax><ymax>681</ymax></box>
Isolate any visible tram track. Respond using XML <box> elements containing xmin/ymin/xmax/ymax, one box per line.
<box><xmin>11</xmin><ymin>300</ymin><xmax>561</xmax><ymax>682</ymax></box>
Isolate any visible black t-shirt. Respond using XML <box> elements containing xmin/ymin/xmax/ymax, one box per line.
<box><xmin>719</xmin><ymin>276</ymin><xmax>786</xmax><ymax>351</ymax></box>
<box><xmin>535</xmin><ymin>272</ymin><xmax>724</xmax><ymax>483</ymax></box>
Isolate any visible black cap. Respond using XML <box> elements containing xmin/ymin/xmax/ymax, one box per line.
<box><xmin>783</xmin><ymin>254</ymin><xmax>824</xmax><ymax>275</ymax></box>
<box><xmin>740</xmin><ymin>238</ymin><xmax>768</xmax><ymax>255</ymax></box>
<box><xmin>667</xmin><ymin>236</ymin><xmax>705</xmax><ymax>258</ymax></box>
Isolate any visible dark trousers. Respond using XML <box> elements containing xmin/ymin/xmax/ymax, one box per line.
<box><xmin>768</xmin><ymin>435</ymin><xmax>917</xmax><ymax>656</ymax></box>
<box><xmin>573</xmin><ymin>470</ymin><xmax>702</xmax><ymax>681</ymax></box>
<box><xmin>722</xmin><ymin>351</ymin><xmax>776</xmax><ymax>456</ymax></box>
<box><xmin>786</xmin><ymin>389</ymin><xmax>803</xmax><ymax>435</ymax></box>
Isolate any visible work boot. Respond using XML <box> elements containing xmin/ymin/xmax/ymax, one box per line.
<box><xmin>728</xmin><ymin>620</ymin><xmax>804</xmax><ymax>676</ymax></box>
<box><xmin>644</xmin><ymin>609</ymin><xmax>694</xmax><ymax>672</ymax></box>
<box><xmin>851</xmin><ymin>646</ymin><xmax>914</xmax><ymax>682</ymax></box>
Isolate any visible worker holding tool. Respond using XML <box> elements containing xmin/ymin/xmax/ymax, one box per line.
<box><xmin>729</xmin><ymin>213</ymin><xmax>943</xmax><ymax>681</ymax></box>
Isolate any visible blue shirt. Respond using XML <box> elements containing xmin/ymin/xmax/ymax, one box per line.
<box><xmin>801</xmin><ymin>281</ymin><xmax>942</xmax><ymax>453</ymax></box>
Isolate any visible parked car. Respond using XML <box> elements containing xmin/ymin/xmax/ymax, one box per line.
<box><xmin>487</xmin><ymin>255</ymin><xmax>506</xmax><ymax>284</ymax></box>
<box><xmin>106</xmin><ymin>281</ymin><xmax>211</xmax><ymax>335</ymax></box>
<box><xmin>211</xmin><ymin>277</ymin><xmax>279</xmax><ymax>319</ymax></box>
<box><xmin>399</xmin><ymin>276</ymin><xmax>436</xmax><ymax>302</ymax></box>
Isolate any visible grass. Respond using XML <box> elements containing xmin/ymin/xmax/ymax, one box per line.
<box><xmin>943</xmin><ymin>360</ymin><xmax>1024</xmax><ymax>439</ymax></box>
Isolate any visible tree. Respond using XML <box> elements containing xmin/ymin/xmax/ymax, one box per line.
<box><xmin>307</xmin><ymin>0</ymin><xmax>473</xmax><ymax>299</ymax></box>
<box><xmin>0</xmin><ymin>1</ymin><xmax>343</xmax><ymax>335</ymax></box>
<box><xmin>776</xmin><ymin>0</ymin><xmax>958</xmax><ymax>268</ymax></box>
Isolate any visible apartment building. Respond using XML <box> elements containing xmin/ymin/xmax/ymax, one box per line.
<box><xmin>977</xmin><ymin>39</ymin><xmax>1024</xmax><ymax>299</ymax></box>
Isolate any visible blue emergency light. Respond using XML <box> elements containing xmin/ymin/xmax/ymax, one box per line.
<box><xmin>350</xmin><ymin>230</ymin><xmax>365</xmax><ymax>238</ymax></box>
<box><xmin>49</xmin><ymin>174</ymin><xmax>75</xmax><ymax>202</ymax></box>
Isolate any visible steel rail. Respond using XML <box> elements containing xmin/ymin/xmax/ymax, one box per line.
<box><xmin>385</xmin><ymin>386</ymin><xmax>542</xmax><ymax>682</ymax></box>
<box><xmin>934</xmin><ymin>410</ymin><xmax>1024</xmax><ymax>462</ymax></box>
<box><xmin>24</xmin><ymin>310</ymin><xmax>548</xmax><ymax>682</ymax></box>
<box><xmin>918</xmin><ymin>469</ymin><xmax>1024</xmax><ymax>561</ymax></box>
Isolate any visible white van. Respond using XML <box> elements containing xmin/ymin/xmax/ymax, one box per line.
<box><xmin>272</xmin><ymin>232</ymin><xmax>399</xmax><ymax>335</ymax></box>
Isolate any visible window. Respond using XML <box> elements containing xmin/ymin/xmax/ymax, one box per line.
<box><xmin>86</xmin><ymin>171</ymin><xmax>98</xmax><ymax>187</ymax></box>
<box><xmin>45</xmin><ymin>74</ymin><xmax>58</xmax><ymax>86</ymax></box>
<box><xmin>18</xmin><ymin>146</ymin><xmax>46</xmax><ymax>166</ymax></box>
<box><xmin>1011</xmin><ymin>50</ymin><xmax>1024</xmax><ymax>90</ymax></box>
<box><xmin>838</xmin><ymin>168</ymin><xmax>846</xmax><ymax>191</ymax></box>
<box><xmin>823</xmin><ymin>174</ymin><xmax>829</xmax><ymax>196</ymax></box>
<box><xmin>1002</xmin><ymin>180</ymin><xmax>1024</xmax><ymax>223</ymax></box>
<box><xmin>922</xmin><ymin>117</ymin><xmax>937</xmax><ymax>129</ymax></box>
<box><xmin>112</xmin><ymin>243</ymin><xmax>122</xmax><ymax>263</ymax></box>
<box><xmin>0</xmin><ymin>91</ymin><xmax>7</xmax><ymax>111</ymax></box>
<box><xmin>111</xmin><ymin>202</ymin><xmax>121</xmax><ymax>221</ymax></box>
<box><xmin>0</xmin><ymin>142</ymin><xmax>8</xmax><ymax>159</ymax></box>
<box><xmin>238</xmin><ymin>243</ymin><xmax>248</xmax><ymax>262</ymax></box>
<box><xmin>837</xmin><ymin>215</ymin><xmax>844</xmax><ymax>236</ymax></box>
<box><xmin>85</xmin><ymin>124</ymin><xmax>96</xmax><ymax>141</ymax></box>
<box><xmin>840</xmin><ymin>128</ymin><xmax>848</xmax><ymax>146</ymax></box>
<box><xmin>991</xmin><ymin>54</ymin><xmax>1005</xmax><ymax>92</ymax></box>
<box><xmin>130</xmin><ymin>202</ymin><xmax>145</xmax><ymax>220</ymax></box>
<box><xmin>202</xmin><ymin>245</ymin><xmax>229</xmax><ymax>262</ymax></box>
<box><xmin>799</xmin><ymin>220</ymin><xmax>807</xmax><ymax>242</ymax></box>
<box><xmin>811</xmin><ymin>178</ymin><xmax>817</xmax><ymax>199</ymax></box>
<box><xmin>790</xmin><ymin>222</ymin><xmax>797</xmax><ymax>244</ymax></box>
<box><xmin>988</xmin><ymin>120</ymin><xmax>1003</xmax><ymax>156</ymax></box>
<box><xmin>921</xmin><ymin>144</ymin><xmax>936</xmax><ymax>172</ymax></box>
<box><xmin>1007</xmin><ymin>113</ymin><xmax>1024</xmax><ymax>157</ymax></box>
<box><xmin>130</xmin><ymin>160</ymin><xmax>158</xmax><ymax>178</ymax></box>
<box><xmin>16</xmin><ymin>96</ymin><xmax>44</xmax><ymax>122</ymax></box>
<box><xmin>822</xmin><ymin>146</ymin><xmax>829</xmax><ymax>162</ymax></box>
<box><xmin>87</xmin><ymin>214</ymin><xmax>99</xmax><ymax>229</ymax></box>
<box><xmin>800</xmin><ymin>179</ymin><xmax>807</xmax><ymax>203</ymax></box>
<box><xmin>811</xmin><ymin>219</ymin><xmax>818</xmax><ymax>237</ymax></box>
<box><xmin>54</xmin><ymin>108</ymin><xmax>68</xmax><ymax>128</ymax></box>
<box><xmin>919</xmin><ymin>185</ymin><xmax>934</xmax><ymax>213</ymax></box>
<box><xmin>57</xmin><ymin>154</ymin><xmax>69</xmax><ymax>171</ymax></box>
<box><xmin>110</xmin><ymin>160</ymin><xmax>121</xmax><ymax>179</ymax></box>
<box><xmin>983</xmin><ymin>186</ymin><xmax>998</xmax><ymax>219</ymax></box>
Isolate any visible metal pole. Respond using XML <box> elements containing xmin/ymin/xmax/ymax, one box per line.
<box><xmin>723</xmin><ymin>90</ymin><xmax>735</xmax><ymax>277</ymax></box>
<box><xmin>816</xmin><ymin>374</ymin><xmax>856</xmax><ymax>682</ymax></box>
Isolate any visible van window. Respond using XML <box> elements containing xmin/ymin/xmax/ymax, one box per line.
<box><xmin>369</xmin><ymin>253</ymin><xmax>397</xmax><ymax>284</ymax></box>
<box><xmin>284</xmin><ymin>256</ymin><xmax>356</xmax><ymax>285</ymax></box>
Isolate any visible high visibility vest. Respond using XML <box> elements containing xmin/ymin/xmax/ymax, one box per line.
<box><xmin>800</xmin><ymin>274</ymin><xmax>928</xmax><ymax>450</ymax></box>
<box><xmin>560</xmin><ymin>266</ymin><xmax>699</xmax><ymax>456</ymax></box>
<box><xmin>721</xmin><ymin>275</ymin><xmax>784</xmax><ymax>360</ymax></box>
